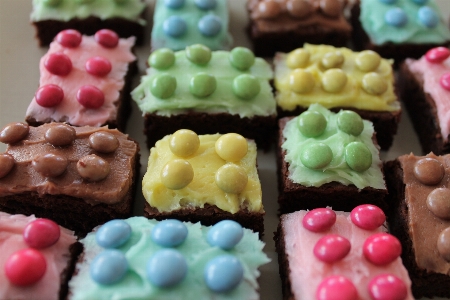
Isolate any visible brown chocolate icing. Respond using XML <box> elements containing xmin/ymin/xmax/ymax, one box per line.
<box><xmin>32</xmin><ymin>153</ymin><xmax>68</xmax><ymax>177</ymax></box>
<box><xmin>0</xmin><ymin>122</ymin><xmax>29</xmax><ymax>144</ymax></box>
<box><xmin>88</xmin><ymin>132</ymin><xmax>119</xmax><ymax>153</ymax></box>
<box><xmin>44</xmin><ymin>123</ymin><xmax>76</xmax><ymax>146</ymax></box>
<box><xmin>437</xmin><ymin>227</ymin><xmax>450</xmax><ymax>262</ymax></box>
<box><xmin>77</xmin><ymin>154</ymin><xmax>110</xmax><ymax>181</ymax></box>
<box><xmin>0</xmin><ymin>154</ymin><xmax>14</xmax><ymax>179</ymax></box>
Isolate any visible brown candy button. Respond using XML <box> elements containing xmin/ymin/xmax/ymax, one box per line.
<box><xmin>319</xmin><ymin>0</ymin><xmax>341</xmax><ymax>18</ymax></box>
<box><xmin>437</xmin><ymin>227</ymin><xmax>450</xmax><ymax>262</ymax></box>
<box><xmin>256</xmin><ymin>0</ymin><xmax>281</xmax><ymax>19</ymax></box>
<box><xmin>0</xmin><ymin>153</ymin><xmax>15</xmax><ymax>178</ymax></box>
<box><xmin>89</xmin><ymin>132</ymin><xmax>119</xmax><ymax>153</ymax></box>
<box><xmin>0</xmin><ymin>122</ymin><xmax>29</xmax><ymax>144</ymax></box>
<box><xmin>427</xmin><ymin>188</ymin><xmax>450</xmax><ymax>219</ymax></box>
<box><xmin>32</xmin><ymin>153</ymin><xmax>68</xmax><ymax>177</ymax></box>
<box><xmin>413</xmin><ymin>158</ymin><xmax>444</xmax><ymax>185</ymax></box>
<box><xmin>44</xmin><ymin>124</ymin><xmax>76</xmax><ymax>146</ymax></box>
<box><xmin>286</xmin><ymin>0</ymin><xmax>313</xmax><ymax>19</ymax></box>
<box><xmin>77</xmin><ymin>154</ymin><xmax>110</xmax><ymax>181</ymax></box>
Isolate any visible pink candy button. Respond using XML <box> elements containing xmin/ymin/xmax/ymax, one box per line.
<box><xmin>350</xmin><ymin>204</ymin><xmax>385</xmax><ymax>230</ymax></box>
<box><xmin>35</xmin><ymin>84</ymin><xmax>64</xmax><ymax>107</ymax></box>
<box><xmin>313</xmin><ymin>234</ymin><xmax>351</xmax><ymax>263</ymax></box>
<box><xmin>440</xmin><ymin>73</ymin><xmax>450</xmax><ymax>91</ymax></box>
<box><xmin>86</xmin><ymin>56</ymin><xmax>112</xmax><ymax>77</ymax></box>
<box><xmin>363</xmin><ymin>233</ymin><xmax>401</xmax><ymax>266</ymax></box>
<box><xmin>425</xmin><ymin>47</ymin><xmax>450</xmax><ymax>63</ymax></box>
<box><xmin>44</xmin><ymin>53</ymin><xmax>72</xmax><ymax>76</ymax></box>
<box><xmin>316</xmin><ymin>276</ymin><xmax>358</xmax><ymax>300</ymax></box>
<box><xmin>5</xmin><ymin>249</ymin><xmax>47</xmax><ymax>286</ymax></box>
<box><xmin>95</xmin><ymin>29</ymin><xmax>119</xmax><ymax>48</ymax></box>
<box><xmin>56</xmin><ymin>29</ymin><xmax>82</xmax><ymax>48</ymax></box>
<box><xmin>368</xmin><ymin>274</ymin><xmax>408</xmax><ymax>300</ymax></box>
<box><xmin>302</xmin><ymin>208</ymin><xmax>336</xmax><ymax>232</ymax></box>
<box><xmin>23</xmin><ymin>219</ymin><xmax>60</xmax><ymax>249</ymax></box>
<box><xmin>76</xmin><ymin>85</ymin><xmax>105</xmax><ymax>109</ymax></box>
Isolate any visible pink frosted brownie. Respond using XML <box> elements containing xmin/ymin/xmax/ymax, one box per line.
<box><xmin>26</xmin><ymin>29</ymin><xmax>137</xmax><ymax>131</ymax></box>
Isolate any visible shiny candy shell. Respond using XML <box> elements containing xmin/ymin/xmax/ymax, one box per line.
<box><xmin>95</xmin><ymin>29</ymin><xmax>119</xmax><ymax>48</ymax></box>
<box><xmin>316</xmin><ymin>276</ymin><xmax>358</xmax><ymax>300</ymax></box>
<box><xmin>195</xmin><ymin>0</ymin><xmax>216</xmax><ymax>10</ymax></box>
<box><xmin>204</xmin><ymin>255</ymin><xmax>243</xmax><ymax>292</ymax></box>
<box><xmin>43</xmin><ymin>0</ymin><xmax>61</xmax><ymax>7</ymax></box>
<box><xmin>300</xmin><ymin>143</ymin><xmax>333</xmax><ymax>169</ymax></box>
<box><xmin>368</xmin><ymin>274</ymin><xmax>408</xmax><ymax>300</ymax></box>
<box><xmin>77</xmin><ymin>154</ymin><xmax>110</xmax><ymax>181</ymax></box>
<box><xmin>164</xmin><ymin>0</ymin><xmax>185</xmax><ymax>8</ymax></box>
<box><xmin>289</xmin><ymin>69</ymin><xmax>315</xmax><ymax>94</ymax></box>
<box><xmin>229</xmin><ymin>47</ymin><xmax>255</xmax><ymax>71</ymax></box>
<box><xmin>149</xmin><ymin>48</ymin><xmax>176</xmax><ymax>69</ymax></box>
<box><xmin>160</xmin><ymin>159</ymin><xmax>194</xmax><ymax>190</ymax></box>
<box><xmin>215</xmin><ymin>164</ymin><xmax>248</xmax><ymax>194</ymax></box>
<box><xmin>426</xmin><ymin>188</ymin><xmax>450</xmax><ymax>219</ymax></box>
<box><xmin>35</xmin><ymin>84</ymin><xmax>64</xmax><ymax>108</ymax></box>
<box><xmin>163</xmin><ymin>16</ymin><xmax>187</xmax><ymax>37</ymax></box>
<box><xmin>169</xmin><ymin>129</ymin><xmax>200</xmax><ymax>157</ymax></box>
<box><xmin>150</xmin><ymin>74</ymin><xmax>177</xmax><ymax>99</ymax></box>
<box><xmin>32</xmin><ymin>153</ymin><xmax>68</xmax><ymax>177</ymax></box>
<box><xmin>440</xmin><ymin>73</ymin><xmax>450</xmax><ymax>91</ymax></box>
<box><xmin>321</xmin><ymin>69</ymin><xmax>347</xmax><ymax>93</ymax></box>
<box><xmin>297</xmin><ymin>111</ymin><xmax>327</xmax><ymax>138</ymax></box>
<box><xmin>418</xmin><ymin>6</ymin><xmax>439</xmax><ymax>28</ymax></box>
<box><xmin>413</xmin><ymin>158</ymin><xmax>444</xmax><ymax>185</ymax></box>
<box><xmin>85</xmin><ymin>56</ymin><xmax>112</xmax><ymax>77</ymax></box>
<box><xmin>89</xmin><ymin>132</ymin><xmax>119</xmax><ymax>153</ymax></box>
<box><xmin>56</xmin><ymin>29</ymin><xmax>82</xmax><ymax>48</ymax></box>
<box><xmin>151</xmin><ymin>219</ymin><xmax>188</xmax><ymax>247</ymax></box>
<box><xmin>96</xmin><ymin>220</ymin><xmax>132</xmax><ymax>249</ymax></box>
<box><xmin>90</xmin><ymin>249</ymin><xmax>128</xmax><ymax>285</ymax></box>
<box><xmin>232</xmin><ymin>74</ymin><xmax>260</xmax><ymax>100</ymax></box>
<box><xmin>23</xmin><ymin>219</ymin><xmax>61</xmax><ymax>249</ymax></box>
<box><xmin>45</xmin><ymin>124</ymin><xmax>76</xmax><ymax>146</ymax></box>
<box><xmin>0</xmin><ymin>122</ymin><xmax>29</xmax><ymax>144</ymax></box>
<box><xmin>215</xmin><ymin>133</ymin><xmax>248</xmax><ymax>162</ymax></box>
<box><xmin>337</xmin><ymin>110</ymin><xmax>364</xmax><ymax>136</ymax></box>
<box><xmin>384</xmin><ymin>8</ymin><xmax>408</xmax><ymax>27</ymax></box>
<box><xmin>286</xmin><ymin>49</ymin><xmax>310</xmax><ymax>69</ymax></box>
<box><xmin>302</xmin><ymin>208</ymin><xmax>336</xmax><ymax>232</ymax></box>
<box><xmin>313</xmin><ymin>234</ymin><xmax>351</xmax><ymax>263</ymax></box>
<box><xmin>5</xmin><ymin>249</ymin><xmax>47</xmax><ymax>286</ymax></box>
<box><xmin>207</xmin><ymin>220</ymin><xmax>243</xmax><ymax>250</ymax></box>
<box><xmin>286</xmin><ymin>0</ymin><xmax>312</xmax><ymax>19</ymax></box>
<box><xmin>437</xmin><ymin>227</ymin><xmax>450</xmax><ymax>261</ymax></box>
<box><xmin>198</xmin><ymin>15</ymin><xmax>222</xmax><ymax>37</ymax></box>
<box><xmin>186</xmin><ymin>44</ymin><xmax>212</xmax><ymax>65</ymax></box>
<box><xmin>44</xmin><ymin>53</ymin><xmax>72</xmax><ymax>76</ymax></box>
<box><xmin>76</xmin><ymin>85</ymin><xmax>105</xmax><ymax>109</ymax></box>
<box><xmin>425</xmin><ymin>47</ymin><xmax>450</xmax><ymax>63</ymax></box>
<box><xmin>350</xmin><ymin>204</ymin><xmax>386</xmax><ymax>230</ymax></box>
<box><xmin>355</xmin><ymin>50</ymin><xmax>381</xmax><ymax>72</ymax></box>
<box><xmin>146</xmin><ymin>249</ymin><xmax>187</xmax><ymax>287</ymax></box>
<box><xmin>345</xmin><ymin>141</ymin><xmax>372</xmax><ymax>172</ymax></box>
<box><xmin>0</xmin><ymin>153</ymin><xmax>14</xmax><ymax>179</ymax></box>
<box><xmin>363</xmin><ymin>233</ymin><xmax>401</xmax><ymax>265</ymax></box>
<box><xmin>189</xmin><ymin>73</ymin><xmax>216</xmax><ymax>97</ymax></box>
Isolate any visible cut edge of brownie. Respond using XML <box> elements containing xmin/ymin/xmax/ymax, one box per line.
<box><xmin>274</xmin><ymin>218</ymin><xmax>295</xmax><ymax>300</ymax></box>
<box><xmin>59</xmin><ymin>241</ymin><xmax>83</xmax><ymax>300</ymax></box>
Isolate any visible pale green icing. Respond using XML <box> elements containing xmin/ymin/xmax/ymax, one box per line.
<box><xmin>69</xmin><ymin>217</ymin><xmax>270</xmax><ymax>300</ymax></box>
<box><xmin>31</xmin><ymin>0</ymin><xmax>146</xmax><ymax>25</ymax></box>
<box><xmin>360</xmin><ymin>0</ymin><xmax>450</xmax><ymax>45</ymax></box>
<box><xmin>132</xmin><ymin>49</ymin><xmax>276</xmax><ymax>118</ymax></box>
<box><xmin>151</xmin><ymin>0</ymin><xmax>232</xmax><ymax>50</ymax></box>
<box><xmin>282</xmin><ymin>104</ymin><xmax>385</xmax><ymax>190</ymax></box>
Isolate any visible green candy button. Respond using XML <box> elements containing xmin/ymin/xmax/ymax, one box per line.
<box><xmin>298</xmin><ymin>111</ymin><xmax>327</xmax><ymax>138</ymax></box>
<box><xmin>190</xmin><ymin>73</ymin><xmax>216</xmax><ymax>98</ymax></box>
<box><xmin>337</xmin><ymin>110</ymin><xmax>364</xmax><ymax>136</ymax></box>
<box><xmin>345</xmin><ymin>142</ymin><xmax>372</xmax><ymax>172</ymax></box>
<box><xmin>186</xmin><ymin>44</ymin><xmax>212</xmax><ymax>65</ymax></box>
<box><xmin>300</xmin><ymin>143</ymin><xmax>333</xmax><ymax>169</ymax></box>
<box><xmin>76</xmin><ymin>0</ymin><xmax>95</xmax><ymax>4</ymax></box>
<box><xmin>229</xmin><ymin>47</ymin><xmax>255</xmax><ymax>71</ymax></box>
<box><xmin>150</xmin><ymin>74</ymin><xmax>177</xmax><ymax>99</ymax></box>
<box><xmin>149</xmin><ymin>49</ymin><xmax>175</xmax><ymax>70</ymax></box>
<box><xmin>232</xmin><ymin>74</ymin><xmax>260</xmax><ymax>100</ymax></box>
<box><xmin>43</xmin><ymin>0</ymin><xmax>61</xmax><ymax>6</ymax></box>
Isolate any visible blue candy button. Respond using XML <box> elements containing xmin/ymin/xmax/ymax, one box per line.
<box><xmin>164</xmin><ymin>0</ymin><xmax>185</xmax><ymax>9</ymax></box>
<box><xmin>95</xmin><ymin>219</ymin><xmax>132</xmax><ymax>249</ymax></box>
<box><xmin>418</xmin><ymin>6</ymin><xmax>439</xmax><ymax>28</ymax></box>
<box><xmin>207</xmin><ymin>220</ymin><xmax>243</xmax><ymax>250</ymax></box>
<box><xmin>384</xmin><ymin>8</ymin><xmax>408</xmax><ymax>27</ymax></box>
<box><xmin>163</xmin><ymin>16</ymin><xmax>187</xmax><ymax>37</ymax></box>
<box><xmin>378</xmin><ymin>0</ymin><xmax>396</xmax><ymax>3</ymax></box>
<box><xmin>146</xmin><ymin>249</ymin><xmax>187</xmax><ymax>287</ymax></box>
<box><xmin>90</xmin><ymin>249</ymin><xmax>128</xmax><ymax>285</ymax></box>
<box><xmin>194</xmin><ymin>0</ymin><xmax>216</xmax><ymax>10</ymax></box>
<box><xmin>151</xmin><ymin>219</ymin><xmax>188</xmax><ymax>247</ymax></box>
<box><xmin>411</xmin><ymin>0</ymin><xmax>428</xmax><ymax>4</ymax></box>
<box><xmin>204</xmin><ymin>255</ymin><xmax>244</xmax><ymax>293</ymax></box>
<box><xmin>198</xmin><ymin>15</ymin><xmax>222</xmax><ymax>37</ymax></box>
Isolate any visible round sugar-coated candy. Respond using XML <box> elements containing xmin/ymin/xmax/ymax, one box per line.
<box><xmin>232</xmin><ymin>74</ymin><xmax>260</xmax><ymax>100</ymax></box>
<box><xmin>23</xmin><ymin>219</ymin><xmax>60</xmax><ymax>249</ymax></box>
<box><xmin>297</xmin><ymin>110</ymin><xmax>327</xmax><ymax>137</ymax></box>
<box><xmin>345</xmin><ymin>142</ymin><xmax>372</xmax><ymax>172</ymax></box>
<box><xmin>164</xmin><ymin>0</ymin><xmax>185</xmax><ymax>9</ymax></box>
<box><xmin>418</xmin><ymin>6</ymin><xmax>438</xmax><ymax>28</ymax></box>
<box><xmin>322</xmin><ymin>69</ymin><xmax>347</xmax><ymax>93</ymax></box>
<box><xmin>425</xmin><ymin>47</ymin><xmax>450</xmax><ymax>63</ymax></box>
<box><xmin>337</xmin><ymin>110</ymin><xmax>364</xmax><ymax>136</ymax></box>
<box><xmin>190</xmin><ymin>73</ymin><xmax>216</xmax><ymax>97</ymax></box>
<box><xmin>314</xmin><ymin>234</ymin><xmax>351</xmax><ymax>263</ymax></box>
<box><xmin>163</xmin><ymin>16</ymin><xmax>187</xmax><ymax>37</ymax></box>
<box><xmin>114</xmin><ymin>0</ymin><xmax>128</xmax><ymax>4</ymax></box>
<box><xmin>427</xmin><ymin>188</ymin><xmax>450</xmax><ymax>219</ymax></box>
<box><xmin>95</xmin><ymin>29</ymin><xmax>119</xmax><ymax>48</ymax></box>
<box><xmin>413</xmin><ymin>158</ymin><xmax>444</xmax><ymax>185</ymax></box>
<box><xmin>362</xmin><ymin>73</ymin><xmax>388</xmax><ymax>95</ymax></box>
<box><xmin>45</xmin><ymin>123</ymin><xmax>76</xmax><ymax>146</ymax></box>
<box><xmin>286</xmin><ymin>0</ymin><xmax>312</xmax><ymax>19</ymax></box>
<box><xmin>35</xmin><ymin>84</ymin><xmax>64</xmax><ymax>107</ymax></box>
<box><xmin>90</xmin><ymin>249</ymin><xmax>127</xmax><ymax>285</ymax></box>
<box><xmin>229</xmin><ymin>47</ymin><xmax>255</xmax><ymax>71</ymax></box>
<box><xmin>96</xmin><ymin>220</ymin><xmax>132</xmax><ymax>248</ymax></box>
<box><xmin>437</xmin><ymin>227</ymin><xmax>450</xmax><ymax>261</ymax></box>
<box><xmin>355</xmin><ymin>50</ymin><xmax>381</xmax><ymax>72</ymax></box>
<box><xmin>198</xmin><ymin>15</ymin><xmax>222</xmax><ymax>37</ymax></box>
<box><xmin>149</xmin><ymin>48</ymin><xmax>175</xmax><ymax>69</ymax></box>
<box><xmin>76</xmin><ymin>0</ymin><xmax>95</xmax><ymax>3</ymax></box>
<box><xmin>316</xmin><ymin>276</ymin><xmax>357</xmax><ymax>300</ymax></box>
<box><xmin>169</xmin><ymin>129</ymin><xmax>200</xmax><ymax>157</ymax></box>
<box><xmin>5</xmin><ymin>249</ymin><xmax>47</xmax><ymax>286</ymax></box>
<box><xmin>286</xmin><ymin>49</ymin><xmax>310</xmax><ymax>69</ymax></box>
<box><xmin>204</xmin><ymin>255</ymin><xmax>243</xmax><ymax>292</ymax></box>
<box><xmin>256</xmin><ymin>0</ymin><xmax>281</xmax><ymax>19</ymax></box>
<box><xmin>77</xmin><ymin>154</ymin><xmax>110</xmax><ymax>181</ymax></box>
<box><xmin>45</xmin><ymin>53</ymin><xmax>72</xmax><ymax>76</ymax></box>
<box><xmin>320</xmin><ymin>0</ymin><xmax>341</xmax><ymax>18</ymax></box>
<box><xmin>195</xmin><ymin>0</ymin><xmax>216</xmax><ymax>10</ymax></box>
<box><xmin>302</xmin><ymin>208</ymin><xmax>336</xmax><ymax>232</ymax></box>
<box><xmin>32</xmin><ymin>153</ymin><xmax>68</xmax><ymax>177</ymax></box>
<box><xmin>368</xmin><ymin>274</ymin><xmax>408</xmax><ymax>300</ymax></box>
<box><xmin>207</xmin><ymin>220</ymin><xmax>243</xmax><ymax>250</ymax></box>
<box><xmin>215</xmin><ymin>133</ymin><xmax>248</xmax><ymax>162</ymax></box>
<box><xmin>147</xmin><ymin>249</ymin><xmax>187</xmax><ymax>287</ymax></box>
<box><xmin>85</xmin><ymin>56</ymin><xmax>112</xmax><ymax>77</ymax></box>
<box><xmin>0</xmin><ymin>122</ymin><xmax>29</xmax><ymax>144</ymax></box>
<box><xmin>43</xmin><ymin>0</ymin><xmax>61</xmax><ymax>6</ymax></box>
<box><xmin>289</xmin><ymin>69</ymin><xmax>315</xmax><ymax>94</ymax></box>
<box><xmin>160</xmin><ymin>159</ymin><xmax>194</xmax><ymax>190</ymax></box>
<box><xmin>150</xmin><ymin>74</ymin><xmax>177</xmax><ymax>99</ymax></box>
<box><xmin>300</xmin><ymin>143</ymin><xmax>333</xmax><ymax>169</ymax></box>
<box><xmin>363</xmin><ymin>233</ymin><xmax>401</xmax><ymax>265</ymax></box>
<box><xmin>385</xmin><ymin>8</ymin><xmax>408</xmax><ymax>27</ymax></box>
<box><xmin>186</xmin><ymin>44</ymin><xmax>212</xmax><ymax>65</ymax></box>
<box><xmin>412</xmin><ymin>0</ymin><xmax>428</xmax><ymax>3</ymax></box>
<box><xmin>0</xmin><ymin>154</ymin><xmax>14</xmax><ymax>179</ymax></box>
<box><xmin>151</xmin><ymin>219</ymin><xmax>188</xmax><ymax>247</ymax></box>
<box><xmin>440</xmin><ymin>73</ymin><xmax>450</xmax><ymax>91</ymax></box>
<box><xmin>76</xmin><ymin>85</ymin><xmax>105</xmax><ymax>109</ymax></box>
<box><xmin>56</xmin><ymin>29</ymin><xmax>82</xmax><ymax>48</ymax></box>
<box><xmin>215</xmin><ymin>164</ymin><xmax>248</xmax><ymax>194</ymax></box>
<box><xmin>350</xmin><ymin>204</ymin><xmax>386</xmax><ymax>230</ymax></box>
<box><xmin>378</xmin><ymin>0</ymin><xmax>396</xmax><ymax>3</ymax></box>
<box><xmin>321</xmin><ymin>51</ymin><xmax>344</xmax><ymax>69</ymax></box>
<box><xmin>89</xmin><ymin>132</ymin><xmax>119</xmax><ymax>153</ymax></box>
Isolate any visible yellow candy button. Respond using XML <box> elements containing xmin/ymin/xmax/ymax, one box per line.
<box><xmin>289</xmin><ymin>69</ymin><xmax>315</xmax><ymax>94</ymax></box>
<box><xmin>286</xmin><ymin>49</ymin><xmax>310</xmax><ymax>69</ymax></box>
<box><xmin>215</xmin><ymin>133</ymin><xmax>248</xmax><ymax>162</ymax></box>
<box><xmin>355</xmin><ymin>50</ymin><xmax>381</xmax><ymax>72</ymax></box>
<box><xmin>321</xmin><ymin>51</ymin><xmax>344</xmax><ymax>69</ymax></box>
<box><xmin>215</xmin><ymin>164</ymin><xmax>248</xmax><ymax>194</ymax></box>
<box><xmin>322</xmin><ymin>69</ymin><xmax>347</xmax><ymax>93</ymax></box>
<box><xmin>362</xmin><ymin>73</ymin><xmax>388</xmax><ymax>95</ymax></box>
<box><xmin>169</xmin><ymin>129</ymin><xmax>200</xmax><ymax>157</ymax></box>
<box><xmin>161</xmin><ymin>159</ymin><xmax>194</xmax><ymax>190</ymax></box>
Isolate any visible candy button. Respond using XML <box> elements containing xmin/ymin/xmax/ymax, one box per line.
<box><xmin>440</xmin><ymin>73</ymin><xmax>450</xmax><ymax>91</ymax></box>
<box><xmin>300</xmin><ymin>143</ymin><xmax>333</xmax><ymax>169</ymax></box>
<box><xmin>150</xmin><ymin>74</ymin><xmax>177</xmax><ymax>99</ymax></box>
<box><xmin>95</xmin><ymin>29</ymin><xmax>119</xmax><ymax>48</ymax></box>
<box><xmin>362</xmin><ymin>73</ymin><xmax>388</xmax><ymax>95</ymax></box>
<box><xmin>5</xmin><ymin>249</ymin><xmax>46</xmax><ymax>286</ymax></box>
<box><xmin>425</xmin><ymin>47</ymin><xmax>450</xmax><ymax>63</ymax></box>
<box><xmin>35</xmin><ymin>84</ymin><xmax>64</xmax><ymax>108</ymax></box>
<box><xmin>169</xmin><ymin>129</ymin><xmax>200</xmax><ymax>157</ymax></box>
<box><xmin>302</xmin><ymin>208</ymin><xmax>336</xmax><ymax>232</ymax></box>
<box><xmin>195</xmin><ymin>0</ymin><xmax>216</xmax><ymax>10</ymax></box>
<box><xmin>427</xmin><ymin>188</ymin><xmax>450</xmax><ymax>219</ymax></box>
<box><xmin>204</xmin><ymin>255</ymin><xmax>243</xmax><ymax>292</ymax></box>
<box><xmin>163</xmin><ymin>16</ymin><xmax>187</xmax><ymax>37</ymax></box>
<box><xmin>418</xmin><ymin>6</ymin><xmax>438</xmax><ymax>28</ymax></box>
<box><xmin>233</xmin><ymin>74</ymin><xmax>260</xmax><ymax>100</ymax></box>
<box><xmin>90</xmin><ymin>249</ymin><xmax>128</xmax><ymax>285</ymax></box>
<box><xmin>385</xmin><ymin>8</ymin><xmax>408</xmax><ymax>27</ymax></box>
<box><xmin>146</xmin><ymin>249</ymin><xmax>187</xmax><ymax>287</ymax></box>
<box><xmin>207</xmin><ymin>220</ymin><xmax>243</xmax><ymax>250</ymax></box>
<box><xmin>45</xmin><ymin>124</ymin><xmax>76</xmax><ymax>146</ymax></box>
<box><xmin>114</xmin><ymin>0</ymin><xmax>128</xmax><ymax>4</ymax></box>
<box><xmin>286</xmin><ymin>49</ymin><xmax>310</xmax><ymax>69</ymax></box>
<box><xmin>286</xmin><ymin>0</ymin><xmax>313</xmax><ymax>19</ymax></box>
<box><xmin>412</xmin><ymin>0</ymin><xmax>428</xmax><ymax>3</ymax></box>
<box><xmin>256</xmin><ymin>0</ymin><xmax>281</xmax><ymax>19</ymax></box>
<box><xmin>297</xmin><ymin>110</ymin><xmax>327</xmax><ymax>137</ymax></box>
<box><xmin>314</xmin><ymin>234</ymin><xmax>351</xmax><ymax>263</ymax></box>
<box><xmin>161</xmin><ymin>159</ymin><xmax>194</xmax><ymax>190</ymax></box>
<box><xmin>186</xmin><ymin>44</ymin><xmax>212</xmax><ymax>65</ymax></box>
<box><xmin>44</xmin><ymin>53</ymin><xmax>72</xmax><ymax>76</ymax></box>
<box><xmin>378</xmin><ymin>0</ymin><xmax>396</xmax><ymax>3</ymax></box>
<box><xmin>23</xmin><ymin>219</ymin><xmax>60</xmax><ymax>249</ymax></box>
<box><xmin>32</xmin><ymin>153</ymin><xmax>68</xmax><ymax>177</ymax></box>
<box><xmin>413</xmin><ymin>158</ymin><xmax>444</xmax><ymax>185</ymax></box>
<box><xmin>149</xmin><ymin>48</ymin><xmax>176</xmax><ymax>69</ymax></box>
<box><xmin>85</xmin><ymin>56</ymin><xmax>112</xmax><ymax>77</ymax></box>
<box><xmin>355</xmin><ymin>50</ymin><xmax>381</xmax><ymax>72</ymax></box>
<box><xmin>322</xmin><ymin>69</ymin><xmax>347</xmax><ymax>93</ymax></box>
<box><xmin>229</xmin><ymin>47</ymin><xmax>255</xmax><ymax>71</ymax></box>
<box><xmin>198</xmin><ymin>15</ymin><xmax>222</xmax><ymax>37</ymax></box>
<box><xmin>0</xmin><ymin>122</ymin><xmax>29</xmax><ymax>144</ymax></box>
<box><xmin>437</xmin><ymin>227</ymin><xmax>450</xmax><ymax>261</ymax></box>
<box><xmin>368</xmin><ymin>274</ymin><xmax>408</xmax><ymax>300</ymax></box>
<box><xmin>316</xmin><ymin>276</ymin><xmax>358</xmax><ymax>300</ymax></box>
<box><xmin>43</xmin><ymin>0</ymin><xmax>61</xmax><ymax>6</ymax></box>
<box><xmin>289</xmin><ymin>69</ymin><xmax>315</xmax><ymax>94</ymax></box>
<box><xmin>320</xmin><ymin>0</ymin><xmax>341</xmax><ymax>18</ymax></box>
<box><xmin>164</xmin><ymin>0</ymin><xmax>185</xmax><ymax>9</ymax></box>
<box><xmin>215</xmin><ymin>164</ymin><xmax>248</xmax><ymax>194</ymax></box>
<box><xmin>76</xmin><ymin>0</ymin><xmax>95</xmax><ymax>3</ymax></box>
<box><xmin>96</xmin><ymin>220</ymin><xmax>132</xmax><ymax>248</ymax></box>
<box><xmin>77</xmin><ymin>154</ymin><xmax>110</xmax><ymax>181</ymax></box>
<box><xmin>337</xmin><ymin>110</ymin><xmax>364</xmax><ymax>136</ymax></box>
<box><xmin>77</xmin><ymin>85</ymin><xmax>105</xmax><ymax>109</ymax></box>
<box><xmin>321</xmin><ymin>51</ymin><xmax>344</xmax><ymax>69</ymax></box>
<box><xmin>89</xmin><ymin>132</ymin><xmax>119</xmax><ymax>153</ymax></box>
<box><xmin>215</xmin><ymin>133</ymin><xmax>248</xmax><ymax>162</ymax></box>
<box><xmin>190</xmin><ymin>73</ymin><xmax>216</xmax><ymax>97</ymax></box>
<box><xmin>363</xmin><ymin>233</ymin><xmax>401</xmax><ymax>265</ymax></box>
<box><xmin>345</xmin><ymin>142</ymin><xmax>372</xmax><ymax>172</ymax></box>
<box><xmin>0</xmin><ymin>153</ymin><xmax>14</xmax><ymax>179</ymax></box>
<box><xmin>56</xmin><ymin>29</ymin><xmax>82</xmax><ymax>48</ymax></box>
<box><xmin>351</xmin><ymin>204</ymin><xmax>386</xmax><ymax>230</ymax></box>
<box><xmin>151</xmin><ymin>219</ymin><xmax>188</xmax><ymax>247</ymax></box>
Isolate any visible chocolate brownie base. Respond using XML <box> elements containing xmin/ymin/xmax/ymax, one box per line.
<box><xmin>274</xmin><ymin>221</ymin><xmax>294</xmax><ymax>300</ymax></box>
<box><xmin>277</xmin><ymin>117</ymin><xmax>388</xmax><ymax>215</ymax></box>
<box><xmin>60</xmin><ymin>242</ymin><xmax>83</xmax><ymax>300</ymax></box>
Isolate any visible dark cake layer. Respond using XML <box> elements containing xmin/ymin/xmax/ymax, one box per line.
<box><xmin>274</xmin><ymin>221</ymin><xmax>294</xmax><ymax>300</ymax></box>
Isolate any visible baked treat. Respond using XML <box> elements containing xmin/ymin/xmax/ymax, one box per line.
<box><xmin>277</xmin><ymin>104</ymin><xmax>387</xmax><ymax>215</ymax></box>
<box><xmin>0</xmin><ymin>122</ymin><xmax>140</xmax><ymax>236</ymax></box>
<box><xmin>132</xmin><ymin>45</ymin><xmax>276</xmax><ymax>150</ymax></box>
<box><xmin>68</xmin><ymin>217</ymin><xmax>269</xmax><ymax>299</ymax></box>
<box><xmin>385</xmin><ymin>153</ymin><xmax>450</xmax><ymax>298</ymax></box>
<box><xmin>351</xmin><ymin>0</ymin><xmax>450</xmax><ymax>63</ymax></box>
<box><xmin>246</xmin><ymin>0</ymin><xmax>351</xmax><ymax>57</ymax></box>
<box><xmin>274</xmin><ymin>44</ymin><xmax>400</xmax><ymax>150</ymax></box>
<box><xmin>30</xmin><ymin>0</ymin><xmax>146</xmax><ymax>46</ymax></box>
<box><xmin>151</xmin><ymin>0</ymin><xmax>232</xmax><ymax>51</ymax></box>
<box><xmin>0</xmin><ymin>212</ymin><xmax>81</xmax><ymax>300</ymax></box>
<box><xmin>142</xmin><ymin>130</ymin><xmax>265</xmax><ymax>234</ymax></box>
<box><xmin>399</xmin><ymin>47</ymin><xmax>450</xmax><ymax>155</ymax></box>
<box><xmin>275</xmin><ymin>206</ymin><xmax>414</xmax><ymax>300</ymax></box>
<box><xmin>25</xmin><ymin>29</ymin><xmax>137</xmax><ymax>131</ymax></box>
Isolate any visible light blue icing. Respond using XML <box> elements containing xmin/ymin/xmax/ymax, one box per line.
<box><xmin>95</xmin><ymin>220</ymin><xmax>131</xmax><ymax>249</ymax></box>
<box><xmin>206</xmin><ymin>220</ymin><xmax>243</xmax><ymax>250</ymax></box>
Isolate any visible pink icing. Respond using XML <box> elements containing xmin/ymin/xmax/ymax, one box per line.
<box><xmin>425</xmin><ymin>47</ymin><xmax>450</xmax><ymax>64</ymax></box>
<box><xmin>302</xmin><ymin>208</ymin><xmax>336</xmax><ymax>232</ymax></box>
<box><xmin>350</xmin><ymin>205</ymin><xmax>386</xmax><ymax>231</ymax></box>
<box><xmin>363</xmin><ymin>233</ymin><xmax>402</xmax><ymax>266</ymax></box>
<box><xmin>313</xmin><ymin>234</ymin><xmax>351</xmax><ymax>263</ymax></box>
<box><xmin>316</xmin><ymin>275</ymin><xmax>357</xmax><ymax>300</ymax></box>
<box><xmin>368</xmin><ymin>274</ymin><xmax>408</xmax><ymax>300</ymax></box>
